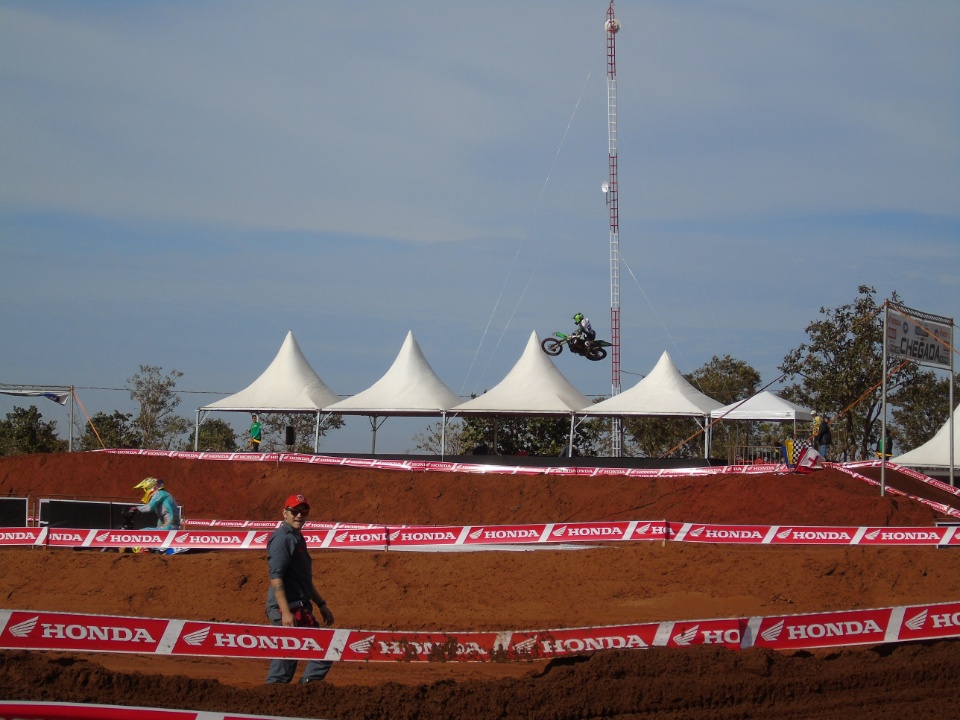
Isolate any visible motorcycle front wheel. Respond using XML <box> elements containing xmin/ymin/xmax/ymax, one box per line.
<box><xmin>541</xmin><ymin>338</ymin><xmax>563</xmax><ymax>356</ymax></box>
<box><xmin>587</xmin><ymin>347</ymin><xmax>608</xmax><ymax>361</ymax></box>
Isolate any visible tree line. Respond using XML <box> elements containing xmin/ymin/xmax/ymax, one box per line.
<box><xmin>1</xmin><ymin>286</ymin><xmax>955</xmax><ymax>461</ymax></box>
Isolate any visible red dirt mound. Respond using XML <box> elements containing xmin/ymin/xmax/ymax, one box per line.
<box><xmin>1</xmin><ymin>452</ymin><xmax>959</xmax><ymax>719</ymax></box>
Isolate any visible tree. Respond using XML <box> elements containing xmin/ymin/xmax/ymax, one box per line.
<box><xmin>779</xmin><ymin>286</ymin><xmax>929</xmax><ymax>461</ymax></box>
<box><xmin>127</xmin><ymin>365</ymin><xmax>191</xmax><ymax>450</ymax></box>
<box><xmin>188</xmin><ymin>418</ymin><xmax>239</xmax><ymax>452</ymax></box>
<box><xmin>0</xmin><ymin>405</ymin><xmax>68</xmax><ymax>455</ymax></box>
<box><xmin>457</xmin><ymin>412</ymin><xmax>608</xmax><ymax>457</ymax></box>
<box><xmin>411</xmin><ymin>419</ymin><xmax>469</xmax><ymax>455</ymax></box>
<box><xmin>77</xmin><ymin>411</ymin><xmax>142</xmax><ymax>450</ymax></box>
<box><xmin>623</xmin><ymin>355</ymin><xmax>761</xmax><ymax>459</ymax></box>
<box><xmin>259</xmin><ymin>412</ymin><xmax>344</xmax><ymax>453</ymax></box>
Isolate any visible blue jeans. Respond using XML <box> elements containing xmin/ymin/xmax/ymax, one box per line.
<box><xmin>264</xmin><ymin>606</ymin><xmax>333</xmax><ymax>684</ymax></box>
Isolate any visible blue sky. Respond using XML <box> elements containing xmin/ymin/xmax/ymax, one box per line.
<box><xmin>1</xmin><ymin>1</ymin><xmax>957</xmax><ymax>453</ymax></box>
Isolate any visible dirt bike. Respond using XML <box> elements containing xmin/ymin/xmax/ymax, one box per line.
<box><xmin>541</xmin><ymin>332</ymin><xmax>611</xmax><ymax>361</ymax></box>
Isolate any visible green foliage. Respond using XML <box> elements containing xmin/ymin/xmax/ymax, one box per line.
<box><xmin>457</xmin><ymin>412</ymin><xmax>608</xmax><ymax>457</ymax></box>
<box><xmin>410</xmin><ymin>419</ymin><xmax>469</xmax><ymax>455</ymax></box>
<box><xmin>779</xmin><ymin>285</ymin><xmax>938</xmax><ymax>461</ymax></box>
<box><xmin>0</xmin><ymin>405</ymin><xmax>68</xmax><ymax>455</ymax></box>
<box><xmin>624</xmin><ymin>355</ymin><xmax>761</xmax><ymax>459</ymax></box>
<box><xmin>127</xmin><ymin>365</ymin><xmax>191</xmax><ymax>450</ymax></box>
<box><xmin>259</xmin><ymin>412</ymin><xmax>345</xmax><ymax>453</ymax></box>
<box><xmin>189</xmin><ymin>418</ymin><xmax>239</xmax><ymax>452</ymax></box>
<box><xmin>78</xmin><ymin>411</ymin><xmax>142</xmax><ymax>450</ymax></box>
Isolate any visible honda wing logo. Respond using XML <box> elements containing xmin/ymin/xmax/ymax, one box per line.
<box><xmin>349</xmin><ymin>635</ymin><xmax>376</xmax><ymax>654</ymax></box>
<box><xmin>776</xmin><ymin>528</ymin><xmax>792</xmax><ymax>540</ymax></box>
<box><xmin>865</xmin><ymin>529</ymin><xmax>881</xmax><ymax>541</ymax></box>
<box><xmin>183</xmin><ymin>626</ymin><xmax>211</xmax><ymax>646</ymax></box>
<box><xmin>254</xmin><ymin>533</ymin><xmax>269</xmax><ymax>544</ymax></box>
<box><xmin>9</xmin><ymin>616</ymin><xmax>38</xmax><ymax>638</ymax></box>
<box><xmin>905</xmin><ymin>610</ymin><xmax>927</xmax><ymax>631</ymax></box>
<box><xmin>513</xmin><ymin>636</ymin><xmax>538</xmax><ymax>653</ymax></box>
<box><xmin>688</xmin><ymin>526</ymin><xmax>705</xmax><ymax>538</ymax></box>
<box><xmin>468</xmin><ymin>529</ymin><xmax>483</xmax><ymax>540</ymax></box>
<box><xmin>673</xmin><ymin>625</ymin><xmax>699</xmax><ymax>646</ymax></box>
<box><xmin>761</xmin><ymin>620</ymin><xmax>785</xmax><ymax>642</ymax></box>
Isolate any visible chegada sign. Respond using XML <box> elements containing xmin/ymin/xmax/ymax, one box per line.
<box><xmin>885</xmin><ymin>304</ymin><xmax>953</xmax><ymax>370</ymax></box>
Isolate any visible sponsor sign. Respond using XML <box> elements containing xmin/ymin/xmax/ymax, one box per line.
<box><xmin>549</xmin><ymin>522</ymin><xmax>631</xmax><ymax>542</ymax></box>
<box><xmin>172</xmin><ymin>621</ymin><xmax>335</xmax><ymax>661</ymax></box>
<box><xmin>747</xmin><ymin>607</ymin><xmax>893</xmax><ymax>650</ymax></box>
<box><xmin>672</xmin><ymin>523</ymin><xmax>773</xmax><ymax>544</ymax></box>
<box><xmin>463</xmin><ymin>524</ymin><xmax>547</xmax><ymax>545</ymax></box>
<box><xmin>383</xmin><ymin>525</ymin><xmax>463</xmax><ymax>548</ymax></box>
<box><xmin>0</xmin><ymin>528</ymin><xmax>45</xmax><ymax>546</ymax></box>
<box><xmin>0</xmin><ymin>611</ymin><xmax>168</xmax><ymax>654</ymax></box>
<box><xmin>886</xmin><ymin>306</ymin><xmax>953</xmax><ymax>370</ymax></box>
<box><xmin>856</xmin><ymin>527</ymin><xmax>948</xmax><ymax>546</ymax></box>
<box><xmin>767</xmin><ymin>526</ymin><xmax>859</xmax><ymax>545</ymax></box>
<box><xmin>895</xmin><ymin>601</ymin><xmax>960</xmax><ymax>642</ymax></box>
<box><xmin>340</xmin><ymin>630</ymin><xmax>494</xmax><ymax>662</ymax></box>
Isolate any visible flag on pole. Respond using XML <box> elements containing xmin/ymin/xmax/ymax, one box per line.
<box><xmin>794</xmin><ymin>446</ymin><xmax>823</xmax><ymax>474</ymax></box>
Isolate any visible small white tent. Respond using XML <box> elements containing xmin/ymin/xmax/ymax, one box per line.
<box><xmin>452</xmin><ymin>331</ymin><xmax>590</xmax><ymax>415</ymax></box>
<box><xmin>584</xmin><ymin>351</ymin><xmax>722</xmax><ymax>417</ymax></box>
<box><xmin>893</xmin><ymin>404</ymin><xmax>959</xmax><ymax>470</ymax></box>
<box><xmin>451</xmin><ymin>331</ymin><xmax>589</xmax><ymax>455</ymax></box>
<box><xmin>196</xmin><ymin>331</ymin><xmax>339</xmax><ymax>450</ymax></box>
<box><xmin>325</xmin><ymin>331</ymin><xmax>462</xmax><ymax>452</ymax></box>
<box><xmin>710</xmin><ymin>391</ymin><xmax>814</xmax><ymax>423</ymax></box>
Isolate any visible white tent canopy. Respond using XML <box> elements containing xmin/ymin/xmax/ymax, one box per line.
<box><xmin>893</xmin><ymin>404</ymin><xmax>959</xmax><ymax>469</ymax></box>
<box><xmin>452</xmin><ymin>331</ymin><xmax>590</xmax><ymax>415</ymax></box>
<box><xmin>710</xmin><ymin>391</ymin><xmax>814</xmax><ymax>422</ymax></box>
<box><xmin>201</xmin><ymin>330</ymin><xmax>338</xmax><ymax>412</ymax></box>
<box><xmin>326</xmin><ymin>331</ymin><xmax>461</xmax><ymax>415</ymax></box>
<box><xmin>325</xmin><ymin>331</ymin><xmax>462</xmax><ymax>453</ymax></box>
<box><xmin>196</xmin><ymin>331</ymin><xmax>339</xmax><ymax>451</ymax></box>
<box><xmin>583</xmin><ymin>351</ymin><xmax>722</xmax><ymax>417</ymax></box>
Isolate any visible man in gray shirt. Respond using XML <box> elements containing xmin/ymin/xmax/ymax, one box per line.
<box><xmin>265</xmin><ymin>493</ymin><xmax>335</xmax><ymax>684</ymax></box>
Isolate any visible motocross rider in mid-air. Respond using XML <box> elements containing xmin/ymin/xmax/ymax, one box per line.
<box><xmin>571</xmin><ymin>312</ymin><xmax>596</xmax><ymax>350</ymax></box>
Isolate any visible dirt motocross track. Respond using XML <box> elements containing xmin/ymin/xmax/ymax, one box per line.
<box><xmin>2</xmin><ymin>452</ymin><xmax>960</xmax><ymax>720</ymax></box>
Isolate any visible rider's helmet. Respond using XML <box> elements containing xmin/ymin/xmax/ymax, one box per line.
<box><xmin>134</xmin><ymin>477</ymin><xmax>163</xmax><ymax>503</ymax></box>
<box><xmin>573</xmin><ymin>312</ymin><xmax>584</xmax><ymax>324</ymax></box>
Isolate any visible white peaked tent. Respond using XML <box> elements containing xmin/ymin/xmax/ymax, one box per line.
<box><xmin>582</xmin><ymin>351</ymin><xmax>722</xmax><ymax>459</ymax></box>
<box><xmin>893</xmin><ymin>404</ymin><xmax>959</xmax><ymax>470</ymax></box>
<box><xmin>451</xmin><ymin>331</ymin><xmax>590</xmax><ymax>455</ymax></box>
<box><xmin>585</xmin><ymin>351</ymin><xmax>722</xmax><ymax>417</ymax></box>
<box><xmin>196</xmin><ymin>331</ymin><xmax>339</xmax><ymax>451</ymax></box>
<box><xmin>325</xmin><ymin>331</ymin><xmax>462</xmax><ymax>453</ymax></box>
<box><xmin>710</xmin><ymin>391</ymin><xmax>814</xmax><ymax>423</ymax></box>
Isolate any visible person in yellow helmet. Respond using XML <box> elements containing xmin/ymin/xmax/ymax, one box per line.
<box><xmin>130</xmin><ymin>477</ymin><xmax>181</xmax><ymax>530</ymax></box>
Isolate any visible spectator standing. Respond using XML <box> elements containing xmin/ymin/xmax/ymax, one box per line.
<box><xmin>265</xmin><ymin>493</ymin><xmax>335</xmax><ymax>684</ymax></box>
<box><xmin>814</xmin><ymin>415</ymin><xmax>833</xmax><ymax>460</ymax></box>
<box><xmin>249</xmin><ymin>414</ymin><xmax>262</xmax><ymax>452</ymax></box>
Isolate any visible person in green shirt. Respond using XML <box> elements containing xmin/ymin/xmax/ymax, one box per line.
<box><xmin>249</xmin><ymin>413</ymin><xmax>262</xmax><ymax>452</ymax></box>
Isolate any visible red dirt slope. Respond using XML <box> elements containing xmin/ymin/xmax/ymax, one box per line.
<box><xmin>0</xmin><ymin>452</ymin><xmax>959</xmax><ymax>720</ymax></box>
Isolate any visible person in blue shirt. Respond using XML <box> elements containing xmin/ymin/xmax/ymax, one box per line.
<box><xmin>131</xmin><ymin>477</ymin><xmax>181</xmax><ymax>530</ymax></box>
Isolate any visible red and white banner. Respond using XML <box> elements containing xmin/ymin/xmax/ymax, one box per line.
<box><xmin>0</xmin><ymin>701</ymin><xmax>317</xmax><ymax>720</ymax></box>
<box><xmin>3</xmin><ymin>602</ymin><xmax>959</xmax><ymax>663</ymax></box>
<box><xmin>3</xmin><ymin>518</ymin><xmax>957</xmax><ymax>550</ymax></box>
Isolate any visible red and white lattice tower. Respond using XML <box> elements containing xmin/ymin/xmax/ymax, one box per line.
<box><xmin>605</xmin><ymin>2</ymin><xmax>623</xmax><ymax>456</ymax></box>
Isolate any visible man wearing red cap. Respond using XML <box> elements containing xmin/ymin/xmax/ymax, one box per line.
<box><xmin>265</xmin><ymin>493</ymin><xmax>335</xmax><ymax>684</ymax></box>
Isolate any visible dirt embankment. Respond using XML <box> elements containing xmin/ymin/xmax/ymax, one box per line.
<box><xmin>0</xmin><ymin>452</ymin><xmax>958</xmax><ymax>720</ymax></box>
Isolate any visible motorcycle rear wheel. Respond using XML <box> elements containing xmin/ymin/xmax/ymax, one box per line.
<box><xmin>541</xmin><ymin>338</ymin><xmax>563</xmax><ymax>356</ymax></box>
<box><xmin>587</xmin><ymin>347</ymin><xmax>608</xmax><ymax>361</ymax></box>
